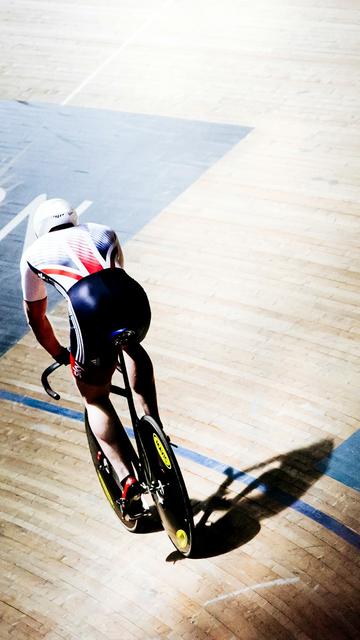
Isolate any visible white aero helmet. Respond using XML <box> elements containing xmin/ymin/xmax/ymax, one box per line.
<box><xmin>33</xmin><ymin>198</ymin><xmax>78</xmax><ymax>237</ymax></box>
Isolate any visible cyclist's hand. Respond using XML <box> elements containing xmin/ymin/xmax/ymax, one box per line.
<box><xmin>55</xmin><ymin>346</ymin><xmax>70</xmax><ymax>366</ymax></box>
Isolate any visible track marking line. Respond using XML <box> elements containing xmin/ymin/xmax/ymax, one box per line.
<box><xmin>0</xmin><ymin>194</ymin><xmax>46</xmax><ymax>242</ymax></box>
<box><xmin>76</xmin><ymin>200</ymin><xmax>93</xmax><ymax>217</ymax></box>
<box><xmin>61</xmin><ymin>0</ymin><xmax>173</xmax><ymax>106</ymax></box>
<box><xmin>204</xmin><ymin>577</ymin><xmax>300</xmax><ymax>606</ymax></box>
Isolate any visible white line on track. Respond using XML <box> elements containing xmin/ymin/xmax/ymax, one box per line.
<box><xmin>204</xmin><ymin>577</ymin><xmax>300</xmax><ymax>607</ymax></box>
<box><xmin>0</xmin><ymin>195</ymin><xmax>93</xmax><ymax>246</ymax></box>
<box><xmin>1</xmin><ymin>3</ymin><xmax>169</xmax><ymax>241</ymax></box>
<box><xmin>0</xmin><ymin>194</ymin><xmax>46</xmax><ymax>242</ymax></box>
<box><xmin>61</xmin><ymin>0</ymin><xmax>173</xmax><ymax>106</ymax></box>
<box><xmin>74</xmin><ymin>200</ymin><xmax>93</xmax><ymax>218</ymax></box>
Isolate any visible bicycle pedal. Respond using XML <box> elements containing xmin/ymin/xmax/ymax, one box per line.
<box><xmin>117</xmin><ymin>495</ymin><xmax>147</xmax><ymax>521</ymax></box>
<box><xmin>124</xmin><ymin>510</ymin><xmax>145</xmax><ymax>522</ymax></box>
<box><xmin>119</xmin><ymin>503</ymin><xmax>150</xmax><ymax>521</ymax></box>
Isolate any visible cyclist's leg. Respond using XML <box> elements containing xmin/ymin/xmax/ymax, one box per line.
<box><xmin>74</xmin><ymin>374</ymin><xmax>135</xmax><ymax>482</ymax></box>
<box><xmin>122</xmin><ymin>340</ymin><xmax>162</xmax><ymax>427</ymax></box>
<box><xmin>67</xmin><ymin>271</ymin><xmax>143</xmax><ymax>487</ymax></box>
<box><xmin>68</xmin><ymin>268</ymin><xmax>162</xmax><ymax>459</ymax></box>
<box><xmin>114</xmin><ymin>270</ymin><xmax>163</xmax><ymax>426</ymax></box>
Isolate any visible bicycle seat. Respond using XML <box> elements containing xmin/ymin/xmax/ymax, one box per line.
<box><xmin>111</xmin><ymin>328</ymin><xmax>136</xmax><ymax>346</ymax></box>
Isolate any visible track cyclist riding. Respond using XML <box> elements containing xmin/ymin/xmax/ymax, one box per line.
<box><xmin>20</xmin><ymin>198</ymin><xmax>162</xmax><ymax>519</ymax></box>
<box><xmin>41</xmin><ymin>327</ymin><xmax>195</xmax><ymax>556</ymax></box>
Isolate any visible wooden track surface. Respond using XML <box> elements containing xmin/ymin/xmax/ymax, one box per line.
<box><xmin>1</xmin><ymin>1</ymin><xmax>359</xmax><ymax>638</ymax></box>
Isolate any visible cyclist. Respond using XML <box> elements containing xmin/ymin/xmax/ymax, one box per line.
<box><xmin>20</xmin><ymin>198</ymin><xmax>161</xmax><ymax>518</ymax></box>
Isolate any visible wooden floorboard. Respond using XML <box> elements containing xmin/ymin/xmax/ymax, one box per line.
<box><xmin>1</xmin><ymin>1</ymin><xmax>360</xmax><ymax>638</ymax></box>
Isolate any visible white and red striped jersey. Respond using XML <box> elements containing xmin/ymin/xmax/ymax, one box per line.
<box><xmin>20</xmin><ymin>222</ymin><xmax>123</xmax><ymax>301</ymax></box>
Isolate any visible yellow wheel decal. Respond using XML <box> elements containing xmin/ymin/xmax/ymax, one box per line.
<box><xmin>175</xmin><ymin>529</ymin><xmax>188</xmax><ymax>549</ymax></box>
<box><xmin>153</xmin><ymin>433</ymin><xmax>172</xmax><ymax>469</ymax></box>
<box><xmin>97</xmin><ymin>471</ymin><xmax>115</xmax><ymax>509</ymax></box>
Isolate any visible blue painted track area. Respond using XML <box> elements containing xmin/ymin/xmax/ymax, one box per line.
<box><xmin>318</xmin><ymin>429</ymin><xmax>360</xmax><ymax>492</ymax></box>
<box><xmin>0</xmin><ymin>100</ymin><xmax>251</xmax><ymax>355</ymax></box>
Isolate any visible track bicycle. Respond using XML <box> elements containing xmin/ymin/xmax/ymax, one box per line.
<box><xmin>41</xmin><ymin>328</ymin><xmax>195</xmax><ymax>557</ymax></box>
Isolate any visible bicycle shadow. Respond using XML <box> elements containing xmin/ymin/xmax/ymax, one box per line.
<box><xmin>167</xmin><ymin>438</ymin><xmax>333</xmax><ymax>561</ymax></box>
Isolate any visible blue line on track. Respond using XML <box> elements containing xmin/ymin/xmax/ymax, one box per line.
<box><xmin>1</xmin><ymin>388</ymin><xmax>359</xmax><ymax>550</ymax></box>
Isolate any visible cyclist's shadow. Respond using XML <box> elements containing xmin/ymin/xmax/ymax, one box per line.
<box><xmin>170</xmin><ymin>438</ymin><xmax>333</xmax><ymax>560</ymax></box>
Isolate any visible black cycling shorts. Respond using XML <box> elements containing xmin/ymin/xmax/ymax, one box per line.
<box><xmin>67</xmin><ymin>268</ymin><xmax>151</xmax><ymax>378</ymax></box>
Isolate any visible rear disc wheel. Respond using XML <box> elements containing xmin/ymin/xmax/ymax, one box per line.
<box><xmin>136</xmin><ymin>416</ymin><xmax>194</xmax><ymax>556</ymax></box>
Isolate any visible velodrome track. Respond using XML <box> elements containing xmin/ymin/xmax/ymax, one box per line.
<box><xmin>0</xmin><ymin>1</ymin><xmax>359</xmax><ymax>638</ymax></box>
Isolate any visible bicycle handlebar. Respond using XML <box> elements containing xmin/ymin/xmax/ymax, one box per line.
<box><xmin>41</xmin><ymin>361</ymin><xmax>62</xmax><ymax>400</ymax></box>
<box><xmin>41</xmin><ymin>330</ymin><xmax>134</xmax><ymax>403</ymax></box>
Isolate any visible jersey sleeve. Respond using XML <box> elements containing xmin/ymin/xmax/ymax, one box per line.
<box><xmin>20</xmin><ymin>252</ymin><xmax>47</xmax><ymax>302</ymax></box>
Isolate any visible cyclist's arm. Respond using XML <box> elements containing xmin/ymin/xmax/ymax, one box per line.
<box><xmin>113</xmin><ymin>232</ymin><xmax>124</xmax><ymax>268</ymax></box>
<box><xmin>23</xmin><ymin>297</ymin><xmax>64</xmax><ymax>360</ymax></box>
